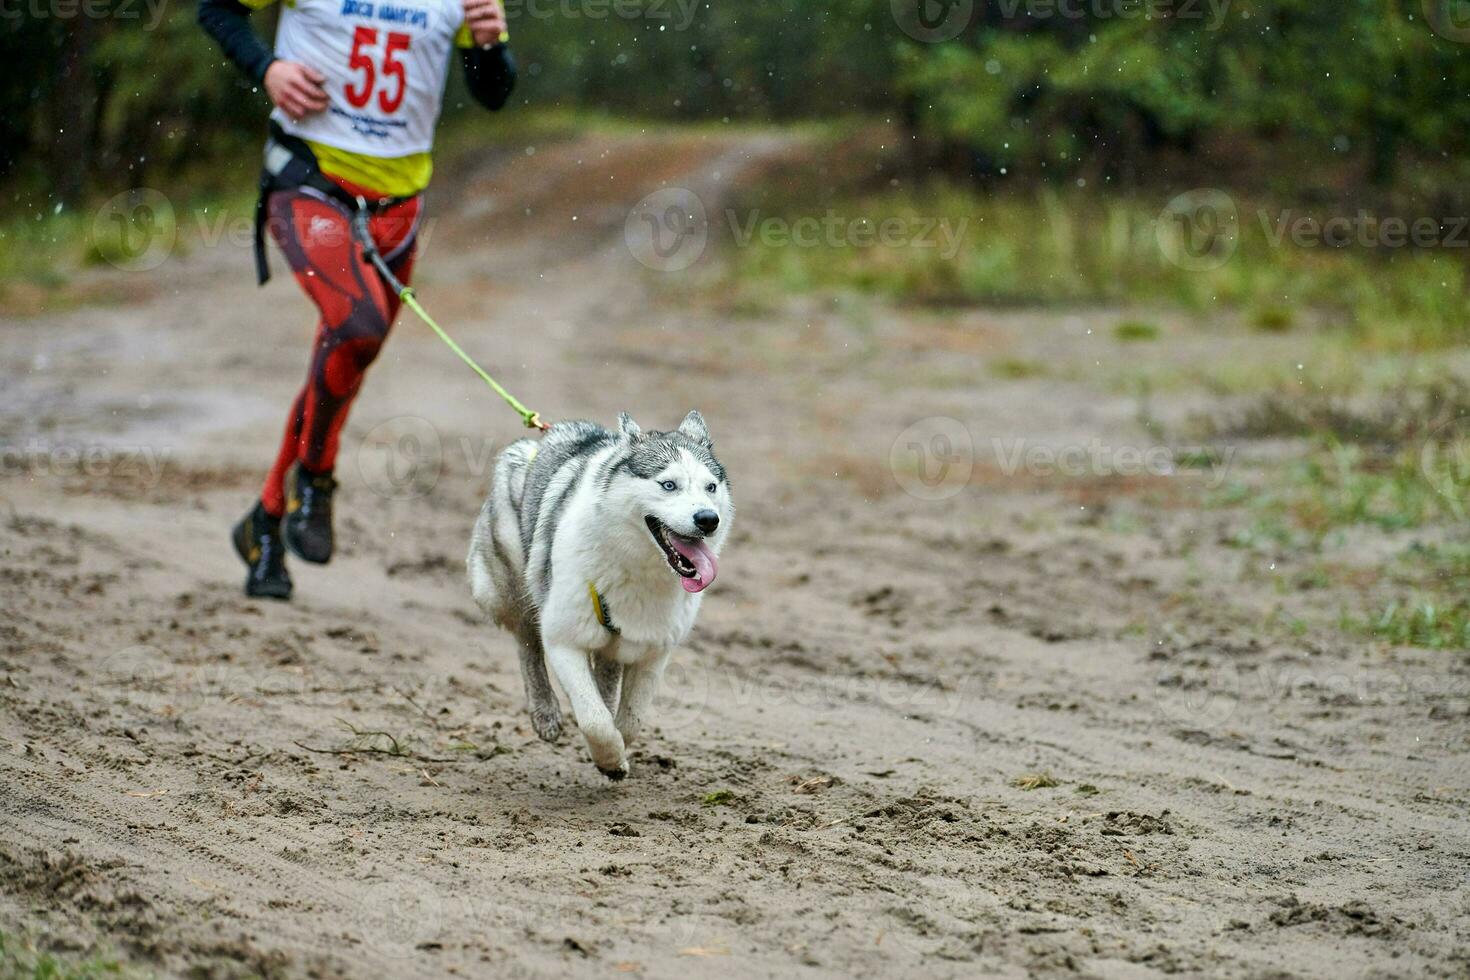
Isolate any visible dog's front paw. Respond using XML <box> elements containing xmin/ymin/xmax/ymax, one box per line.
<box><xmin>530</xmin><ymin>705</ymin><xmax>563</xmax><ymax>742</ymax></box>
<box><xmin>581</xmin><ymin>721</ymin><xmax>627</xmax><ymax>777</ymax></box>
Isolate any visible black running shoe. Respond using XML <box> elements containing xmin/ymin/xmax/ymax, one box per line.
<box><xmin>232</xmin><ymin>502</ymin><xmax>293</xmax><ymax>600</ymax></box>
<box><xmin>285</xmin><ymin>465</ymin><xmax>336</xmax><ymax>564</ymax></box>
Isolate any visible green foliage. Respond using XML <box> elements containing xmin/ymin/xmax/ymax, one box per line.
<box><xmin>1207</xmin><ymin>427</ymin><xmax>1470</xmax><ymax>559</ymax></box>
<box><xmin>10</xmin><ymin>0</ymin><xmax>1470</xmax><ymax>219</ymax></box>
<box><xmin>0</xmin><ymin>932</ymin><xmax>141</xmax><ymax>980</ymax></box>
<box><xmin>898</xmin><ymin>0</ymin><xmax>1470</xmax><ymax>187</ymax></box>
<box><xmin>475</xmin><ymin>0</ymin><xmax>896</xmax><ymax>121</ymax></box>
<box><xmin>1347</xmin><ymin>599</ymin><xmax>1470</xmax><ymax>650</ymax></box>
<box><xmin>1250</xmin><ymin>306</ymin><xmax>1295</xmax><ymax>333</ymax></box>
<box><xmin>1113</xmin><ymin>320</ymin><xmax>1160</xmax><ymax>342</ymax></box>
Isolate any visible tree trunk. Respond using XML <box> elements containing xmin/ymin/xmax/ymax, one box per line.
<box><xmin>51</xmin><ymin>20</ymin><xmax>99</xmax><ymax>209</ymax></box>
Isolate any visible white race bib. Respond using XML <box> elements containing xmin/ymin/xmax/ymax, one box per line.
<box><xmin>271</xmin><ymin>0</ymin><xmax>464</xmax><ymax>157</ymax></box>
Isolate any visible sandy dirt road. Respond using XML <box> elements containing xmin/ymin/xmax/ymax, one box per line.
<box><xmin>2</xmin><ymin>132</ymin><xmax>1468</xmax><ymax>979</ymax></box>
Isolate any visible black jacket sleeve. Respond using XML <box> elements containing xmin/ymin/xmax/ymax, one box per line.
<box><xmin>197</xmin><ymin>0</ymin><xmax>275</xmax><ymax>86</ymax></box>
<box><xmin>461</xmin><ymin>44</ymin><xmax>517</xmax><ymax>111</ymax></box>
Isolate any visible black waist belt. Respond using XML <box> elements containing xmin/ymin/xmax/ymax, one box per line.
<box><xmin>253</xmin><ymin>121</ymin><xmax>416</xmax><ymax>285</ymax></box>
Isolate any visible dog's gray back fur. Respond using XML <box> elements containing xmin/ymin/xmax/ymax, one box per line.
<box><xmin>518</xmin><ymin>420</ymin><xmax>618</xmax><ymax>571</ymax></box>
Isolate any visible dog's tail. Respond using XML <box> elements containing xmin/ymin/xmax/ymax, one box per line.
<box><xmin>467</xmin><ymin>437</ymin><xmax>539</xmax><ymax>628</ymax></box>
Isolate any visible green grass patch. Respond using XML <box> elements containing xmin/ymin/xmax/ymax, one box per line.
<box><xmin>1213</xmin><ymin>438</ymin><xmax>1469</xmax><ymax>545</ymax></box>
<box><xmin>0</xmin><ymin>932</ymin><xmax>142</xmax><ymax>980</ymax></box>
<box><xmin>989</xmin><ymin>357</ymin><xmax>1050</xmax><ymax>380</ymax></box>
<box><xmin>1113</xmin><ymin>320</ymin><xmax>1161</xmax><ymax>342</ymax></box>
<box><xmin>1250</xmin><ymin>305</ymin><xmax>1296</xmax><ymax>333</ymax></box>
<box><xmin>1399</xmin><ymin>542</ymin><xmax>1470</xmax><ymax>584</ymax></box>
<box><xmin>720</xmin><ymin>178</ymin><xmax>1470</xmax><ymax>350</ymax></box>
<box><xmin>1345</xmin><ymin>599</ymin><xmax>1470</xmax><ymax>650</ymax></box>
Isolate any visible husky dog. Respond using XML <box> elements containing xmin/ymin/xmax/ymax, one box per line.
<box><xmin>467</xmin><ymin>411</ymin><xmax>732</xmax><ymax>779</ymax></box>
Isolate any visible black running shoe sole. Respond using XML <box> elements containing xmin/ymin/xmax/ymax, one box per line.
<box><xmin>284</xmin><ymin>467</ymin><xmax>333</xmax><ymax>564</ymax></box>
<box><xmin>233</xmin><ymin>516</ymin><xmax>294</xmax><ymax>601</ymax></box>
<box><xmin>283</xmin><ymin>520</ymin><xmax>332</xmax><ymax>565</ymax></box>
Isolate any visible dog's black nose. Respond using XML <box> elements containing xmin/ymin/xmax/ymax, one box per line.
<box><xmin>693</xmin><ymin>509</ymin><xmax>720</xmax><ymax>534</ymax></box>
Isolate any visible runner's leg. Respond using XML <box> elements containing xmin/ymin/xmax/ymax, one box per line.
<box><xmin>259</xmin><ymin>189</ymin><xmax>419</xmax><ymax>515</ymax></box>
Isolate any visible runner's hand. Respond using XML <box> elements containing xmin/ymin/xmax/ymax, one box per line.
<box><xmin>463</xmin><ymin>0</ymin><xmax>507</xmax><ymax>46</ymax></box>
<box><xmin>265</xmin><ymin>61</ymin><xmax>329</xmax><ymax>122</ymax></box>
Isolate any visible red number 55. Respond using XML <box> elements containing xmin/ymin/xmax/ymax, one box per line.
<box><xmin>345</xmin><ymin>27</ymin><xmax>411</xmax><ymax>114</ymax></box>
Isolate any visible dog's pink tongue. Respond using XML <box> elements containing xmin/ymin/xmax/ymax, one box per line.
<box><xmin>668</xmin><ymin>535</ymin><xmax>718</xmax><ymax>593</ymax></box>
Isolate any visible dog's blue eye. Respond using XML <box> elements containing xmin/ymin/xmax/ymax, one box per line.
<box><xmin>660</xmin><ymin>480</ymin><xmax>677</xmax><ymax>491</ymax></box>
<box><xmin>706</xmin><ymin>482</ymin><xmax>717</xmax><ymax>493</ymax></box>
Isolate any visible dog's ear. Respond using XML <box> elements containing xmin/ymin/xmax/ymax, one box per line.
<box><xmin>618</xmin><ymin>412</ymin><xmax>642</xmax><ymax>440</ymax></box>
<box><xmin>678</xmin><ymin>409</ymin><xmax>710</xmax><ymax>444</ymax></box>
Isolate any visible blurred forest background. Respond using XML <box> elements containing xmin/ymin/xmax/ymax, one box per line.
<box><xmin>7</xmin><ymin>0</ymin><xmax>1470</xmax><ymax>348</ymax></box>
<box><xmin>10</xmin><ymin>1</ymin><xmax>1470</xmax><ymax>206</ymax></box>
